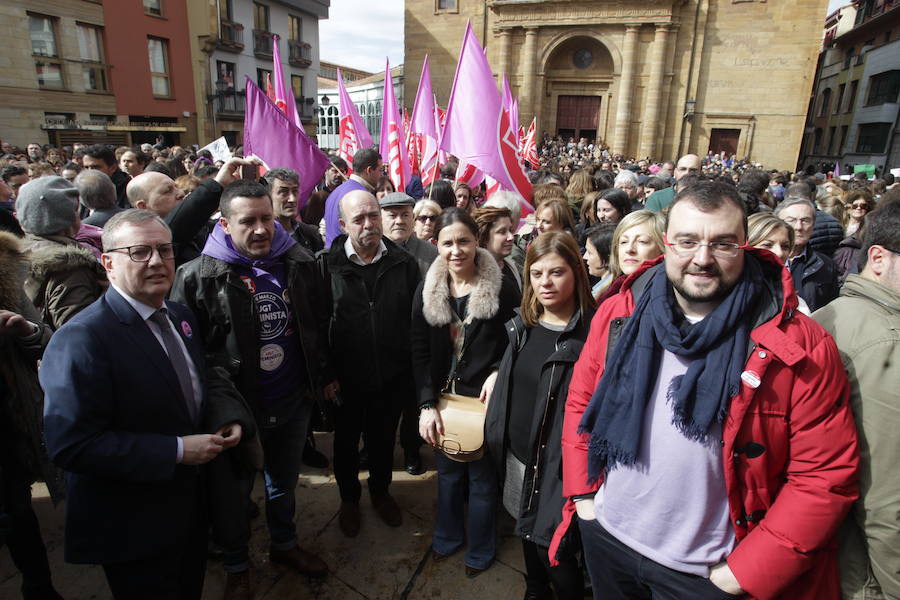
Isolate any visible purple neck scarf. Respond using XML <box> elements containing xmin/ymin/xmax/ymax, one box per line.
<box><xmin>202</xmin><ymin>220</ymin><xmax>296</xmax><ymax>288</ymax></box>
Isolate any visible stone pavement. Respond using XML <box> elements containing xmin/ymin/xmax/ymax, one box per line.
<box><xmin>0</xmin><ymin>433</ymin><xmax>537</xmax><ymax>600</ymax></box>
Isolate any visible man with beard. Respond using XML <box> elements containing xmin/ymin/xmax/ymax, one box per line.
<box><xmin>320</xmin><ymin>190</ymin><xmax>420</xmax><ymax>537</ymax></box>
<box><xmin>265</xmin><ymin>167</ymin><xmax>323</xmax><ymax>253</ymax></box>
<box><xmin>171</xmin><ymin>181</ymin><xmax>333</xmax><ymax>599</ymax></box>
<box><xmin>552</xmin><ymin>181</ymin><xmax>859</xmax><ymax>600</ymax></box>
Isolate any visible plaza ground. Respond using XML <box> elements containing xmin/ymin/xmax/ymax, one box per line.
<box><xmin>0</xmin><ymin>432</ymin><xmax>544</xmax><ymax>600</ymax></box>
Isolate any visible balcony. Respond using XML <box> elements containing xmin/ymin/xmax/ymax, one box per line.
<box><xmin>216</xmin><ymin>20</ymin><xmax>244</xmax><ymax>53</ymax></box>
<box><xmin>288</xmin><ymin>40</ymin><xmax>312</xmax><ymax>68</ymax></box>
<box><xmin>253</xmin><ymin>30</ymin><xmax>274</xmax><ymax>60</ymax></box>
<box><xmin>211</xmin><ymin>89</ymin><xmax>246</xmax><ymax>120</ymax></box>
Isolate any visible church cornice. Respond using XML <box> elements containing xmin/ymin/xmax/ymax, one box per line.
<box><xmin>490</xmin><ymin>0</ymin><xmax>677</xmax><ymax>26</ymax></box>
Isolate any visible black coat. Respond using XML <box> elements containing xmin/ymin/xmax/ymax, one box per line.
<box><xmin>410</xmin><ymin>250</ymin><xmax>519</xmax><ymax>406</ymax></box>
<box><xmin>320</xmin><ymin>235</ymin><xmax>420</xmax><ymax>396</ymax></box>
<box><xmin>789</xmin><ymin>246</ymin><xmax>839</xmax><ymax>312</ymax></box>
<box><xmin>809</xmin><ymin>209</ymin><xmax>843</xmax><ymax>257</ymax></box>
<box><xmin>485</xmin><ymin>310</ymin><xmax>592</xmax><ymax>550</ymax></box>
<box><xmin>167</xmin><ymin>178</ymin><xmax>223</xmax><ymax>267</ymax></box>
<box><xmin>171</xmin><ymin>244</ymin><xmax>332</xmax><ymax>416</ymax></box>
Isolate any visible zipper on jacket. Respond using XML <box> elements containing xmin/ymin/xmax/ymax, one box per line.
<box><xmin>524</xmin><ymin>338</ymin><xmax>560</xmax><ymax>512</ymax></box>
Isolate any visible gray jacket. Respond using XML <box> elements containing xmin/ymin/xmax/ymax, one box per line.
<box><xmin>813</xmin><ymin>274</ymin><xmax>900</xmax><ymax>600</ymax></box>
<box><xmin>401</xmin><ymin>234</ymin><xmax>438</xmax><ymax>279</ymax></box>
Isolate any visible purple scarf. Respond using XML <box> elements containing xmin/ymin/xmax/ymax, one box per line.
<box><xmin>202</xmin><ymin>220</ymin><xmax>296</xmax><ymax>288</ymax></box>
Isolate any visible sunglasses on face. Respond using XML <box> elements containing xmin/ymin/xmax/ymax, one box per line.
<box><xmin>416</xmin><ymin>215</ymin><xmax>437</xmax><ymax>223</ymax></box>
<box><xmin>851</xmin><ymin>203</ymin><xmax>868</xmax><ymax>210</ymax></box>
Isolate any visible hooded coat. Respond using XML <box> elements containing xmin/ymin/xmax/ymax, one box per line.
<box><xmin>550</xmin><ymin>249</ymin><xmax>859</xmax><ymax>600</ymax></box>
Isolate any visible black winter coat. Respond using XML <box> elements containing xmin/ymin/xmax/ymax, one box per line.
<box><xmin>167</xmin><ymin>178</ymin><xmax>223</xmax><ymax>267</ymax></box>
<box><xmin>485</xmin><ymin>310</ymin><xmax>592</xmax><ymax>550</ymax></box>
<box><xmin>809</xmin><ymin>209</ymin><xmax>843</xmax><ymax>257</ymax></box>
<box><xmin>171</xmin><ymin>244</ymin><xmax>333</xmax><ymax>416</ymax></box>
<box><xmin>411</xmin><ymin>249</ymin><xmax>519</xmax><ymax>406</ymax></box>
<box><xmin>789</xmin><ymin>246</ymin><xmax>839</xmax><ymax>312</ymax></box>
<box><xmin>320</xmin><ymin>235</ymin><xmax>420</xmax><ymax>396</ymax></box>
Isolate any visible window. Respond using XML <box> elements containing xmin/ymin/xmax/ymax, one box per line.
<box><xmin>827</xmin><ymin>126</ymin><xmax>837</xmax><ymax>154</ymax></box>
<box><xmin>291</xmin><ymin>75</ymin><xmax>303</xmax><ymax>99</ymax></box>
<box><xmin>147</xmin><ymin>37</ymin><xmax>170</xmax><ymax>97</ymax></box>
<box><xmin>77</xmin><ymin>23</ymin><xmax>107</xmax><ymax>92</ymax></box>
<box><xmin>219</xmin><ymin>0</ymin><xmax>233</xmax><ymax>21</ymax></box>
<box><xmin>813</xmin><ymin>128</ymin><xmax>823</xmax><ymax>154</ymax></box>
<box><xmin>29</xmin><ymin>14</ymin><xmax>64</xmax><ymax>88</ymax></box>
<box><xmin>834</xmin><ymin>83</ymin><xmax>845</xmax><ymax>114</ymax></box>
<box><xmin>256</xmin><ymin>68</ymin><xmax>272</xmax><ymax>90</ymax></box>
<box><xmin>839</xmin><ymin>125</ymin><xmax>848</xmax><ymax>154</ymax></box>
<box><xmin>855</xmin><ymin>122</ymin><xmax>891</xmax><ymax>153</ymax></box>
<box><xmin>143</xmin><ymin>0</ymin><xmax>162</xmax><ymax>17</ymax></box>
<box><xmin>846</xmin><ymin>80</ymin><xmax>859</xmax><ymax>112</ymax></box>
<box><xmin>437</xmin><ymin>0</ymin><xmax>457</xmax><ymax>9</ymax></box>
<box><xmin>253</xmin><ymin>3</ymin><xmax>270</xmax><ymax>32</ymax></box>
<box><xmin>818</xmin><ymin>88</ymin><xmax>832</xmax><ymax>117</ymax></box>
<box><xmin>216</xmin><ymin>61</ymin><xmax>235</xmax><ymax>89</ymax></box>
<box><xmin>289</xmin><ymin>15</ymin><xmax>301</xmax><ymax>42</ymax></box>
<box><xmin>865</xmin><ymin>70</ymin><xmax>900</xmax><ymax>106</ymax></box>
<box><xmin>844</xmin><ymin>47</ymin><xmax>855</xmax><ymax>69</ymax></box>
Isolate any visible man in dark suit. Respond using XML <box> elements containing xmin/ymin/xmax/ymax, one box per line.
<box><xmin>41</xmin><ymin>209</ymin><xmax>250</xmax><ymax>600</ymax></box>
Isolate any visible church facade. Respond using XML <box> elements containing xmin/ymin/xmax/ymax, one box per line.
<box><xmin>405</xmin><ymin>0</ymin><xmax>827</xmax><ymax>170</ymax></box>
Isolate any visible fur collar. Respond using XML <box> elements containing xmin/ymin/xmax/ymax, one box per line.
<box><xmin>423</xmin><ymin>247</ymin><xmax>502</xmax><ymax>327</ymax></box>
<box><xmin>0</xmin><ymin>232</ymin><xmax>27</xmax><ymax>310</ymax></box>
<box><xmin>24</xmin><ymin>236</ymin><xmax>104</xmax><ymax>281</ymax></box>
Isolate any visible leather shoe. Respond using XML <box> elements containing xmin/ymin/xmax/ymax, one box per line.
<box><xmin>371</xmin><ymin>493</ymin><xmax>403</xmax><ymax>527</ymax></box>
<box><xmin>523</xmin><ymin>581</ymin><xmax>552</xmax><ymax>600</ymax></box>
<box><xmin>302</xmin><ymin>444</ymin><xmax>329</xmax><ymax>469</ymax></box>
<box><xmin>404</xmin><ymin>450</ymin><xmax>425</xmax><ymax>475</ymax></box>
<box><xmin>465</xmin><ymin>564</ymin><xmax>489</xmax><ymax>579</ymax></box>
<box><xmin>223</xmin><ymin>569</ymin><xmax>252</xmax><ymax>600</ymax></box>
<box><xmin>339</xmin><ymin>501</ymin><xmax>360</xmax><ymax>537</ymax></box>
<box><xmin>269</xmin><ymin>545</ymin><xmax>327</xmax><ymax>579</ymax></box>
<box><xmin>431</xmin><ymin>549</ymin><xmax>455</xmax><ymax>562</ymax></box>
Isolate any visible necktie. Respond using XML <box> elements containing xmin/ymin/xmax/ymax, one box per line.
<box><xmin>149</xmin><ymin>309</ymin><xmax>198</xmax><ymax>421</ymax></box>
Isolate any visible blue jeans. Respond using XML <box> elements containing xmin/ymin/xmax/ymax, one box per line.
<box><xmin>432</xmin><ymin>450</ymin><xmax>498</xmax><ymax>570</ymax></box>
<box><xmin>221</xmin><ymin>396</ymin><xmax>313</xmax><ymax>573</ymax></box>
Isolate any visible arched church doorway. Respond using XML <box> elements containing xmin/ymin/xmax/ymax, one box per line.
<box><xmin>544</xmin><ymin>35</ymin><xmax>615</xmax><ymax>144</ymax></box>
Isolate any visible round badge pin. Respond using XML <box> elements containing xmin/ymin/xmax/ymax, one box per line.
<box><xmin>181</xmin><ymin>321</ymin><xmax>193</xmax><ymax>338</ymax></box>
<box><xmin>740</xmin><ymin>370</ymin><xmax>761</xmax><ymax>389</ymax></box>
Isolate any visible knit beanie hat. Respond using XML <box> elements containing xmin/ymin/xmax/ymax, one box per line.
<box><xmin>15</xmin><ymin>176</ymin><xmax>79</xmax><ymax>235</ymax></box>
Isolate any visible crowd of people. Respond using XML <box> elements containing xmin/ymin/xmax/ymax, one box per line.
<box><xmin>0</xmin><ymin>134</ymin><xmax>898</xmax><ymax>600</ymax></box>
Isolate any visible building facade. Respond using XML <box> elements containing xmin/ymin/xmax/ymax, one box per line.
<box><xmin>0</xmin><ymin>0</ymin><xmax>202</xmax><ymax>149</ymax></box>
<box><xmin>316</xmin><ymin>65</ymin><xmax>404</xmax><ymax>150</ymax></box>
<box><xmin>187</xmin><ymin>0</ymin><xmax>329</xmax><ymax>146</ymax></box>
<box><xmin>799</xmin><ymin>0</ymin><xmax>900</xmax><ymax>175</ymax></box>
<box><xmin>405</xmin><ymin>0</ymin><xmax>827</xmax><ymax>170</ymax></box>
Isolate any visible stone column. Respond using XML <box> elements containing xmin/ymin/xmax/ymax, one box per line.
<box><xmin>497</xmin><ymin>28</ymin><xmax>513</xmax><ymax>79</ymax></box>
<box><xmin>612</xmin><ymin>24</ymin><xmax>640</xmax><ymax>155</ymax></box>
<box><xmin>638</xmin><ymin>23</ymin><xmax>671</xmax><ymax>159</ymax></box>
<box><xmin>522</xmin><ymin>27</ymin><xmax>539</xmax><ymax>121</ymax></box>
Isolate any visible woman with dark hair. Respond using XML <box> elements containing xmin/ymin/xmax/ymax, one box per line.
<box><xmin>376</xmin><ymin>176</ymin><xmax>396</xmax><ymax>200</ymax></box>
<box><xmin>412</xmin><ymin>208</ymin><xmax>519</xmax><ymax>579</ymax></box>
<box><xmin>595</xmin><ymin>188</ymin><xmax>632</xmax><ymax>224</ymax></box>
<box><xmin>425</xmin><ymin>179</ymin><xmax>456</xmax><ymax>209</ymax></box>
<box><xmin>583</xmin><ymin>223</ymin><xmax>616</xmax><ymax>299</ymax></box>
<box><xmin>486</xmin><ymin>231</ymin><xmax>596</xmax><ymax>599</ymax></box>
<box><xmin>471</xmin><ymin>206</ymin><xmax>522</xmax><ymax>292</ymax></box>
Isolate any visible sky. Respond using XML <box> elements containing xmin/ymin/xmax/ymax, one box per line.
<box><xmin>318</xmin><ymin>0</ymin><xmax>404</xmax><ymax>74</ymax></box>
<box><xmin>318</xmin><ymin>0</ymin><xmax>846</xmax><ymax>74</ymax></box>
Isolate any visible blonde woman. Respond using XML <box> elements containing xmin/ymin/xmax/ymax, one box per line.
<box><xmin>747</xmin><ymin>212</ymin><xmax>811</xmax><ymax>314</ymax></box>
<box><xmin>597</xmin><ymin>210</ymin><xmax>665</xmax><ymax>303</ymax></box>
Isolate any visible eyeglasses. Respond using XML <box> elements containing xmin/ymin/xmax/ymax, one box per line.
<box><xmin>781</xmin><ymin>217</ymin><xmax>814</xmax><ymax>227</ymax></box>
<box><xmin>850</xmin><ymin>203</ymin><xmax>869</xmax><ymax>210</ymax></box>
<box><xmin>663</xmin><ymin>234</ymin><xmax>748</xmax><ymax>258</ymax></box>
<box><xmin>416</xmin><ymin>215</ymin><xmax>437</xmax><ymax>223</ymax></box>
<box><xmin>106</xmin><ymin>243</ymin><xmax>176</xmax><ymax>262</ymax></box>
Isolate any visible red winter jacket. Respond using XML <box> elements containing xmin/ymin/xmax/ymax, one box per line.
<box><xmin>549</xmin><ymin>250</ymin><xmax>859</xmax><ymax>600</ymax></box>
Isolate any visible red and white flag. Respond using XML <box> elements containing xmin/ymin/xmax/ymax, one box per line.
<box><xmin>271</xmin><ymin>35</ymin><xmax>302</xmax><ymax>128</ymax></box>
<box><xmin>440</xmin><ymin>23</ymin><xmax>532</xmax><ymax>209</ymax></box>
<box><xmin>337</xmin><ymin>68</ymin><xmax>373</xmax><ymax>164</ymax></box>
<box><xmin>379</xmin><ymin>60</ymin><xmax>411</xmax><ymax>192</ymax></box>
<box><xmin>455</xmin><ymin>159</ymin><xmax>484</xmax><ymax>189</ymax></box>
<box><xmin>522</xmin><ymin>118</ymin><xmax>539</xmax><ymax>170</ymax></box>
<box><xmin>410</xmin><ymin>56</ymin><xmax>441</xmax><ymax>186</ymax></box>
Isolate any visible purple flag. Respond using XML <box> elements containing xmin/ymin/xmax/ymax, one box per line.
<box><xmin>243</xmin><ymin>77</ymin><xmax>331</xmax><ymax>209</ymax></box>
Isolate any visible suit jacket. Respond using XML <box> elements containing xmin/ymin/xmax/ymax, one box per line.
<box><xmin>41</xmin><ymin>286</ymin><xmax>208</xmax><ymax>565</ymax></box>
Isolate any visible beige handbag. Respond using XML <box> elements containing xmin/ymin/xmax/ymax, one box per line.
<box><xmin>435</xmin><ymin>392</ymin><xmax>486</xmax><ymax>462</ymax></box>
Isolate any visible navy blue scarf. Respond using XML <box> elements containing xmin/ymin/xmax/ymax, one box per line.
<box><xmin>578</xmin><ymin>258</ymin><xmax>761</xmax><ymax>483</ymax></box>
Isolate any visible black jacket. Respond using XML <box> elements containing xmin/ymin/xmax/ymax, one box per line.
<box><xmin>485</xmin><ymin>310</ymin><xmax>592</xmax><ymax>549</ymax></box>
<box><xmin>110</xmin><ymin>168</ymin><xmax>131</xmax><ymax>209</ymax></box>
<box><xmin>789</xmin><ymin>245</ymin><xmax>839</xmax><ymax>312</ymax></box>
<box><xmin>167</xmin><ymin>178</ymin><xmax>223</xmax><ymax>267</ymax></box>
<box><xmin>320</xmin><ymin>235</ymin><xmax>420</xmax><ymax>396</ymax></box>
<box><xmin>809</xmin><ymin>209</ymin><xmax>843</xmax><ymax>257</ymax></box>
<box><xmin>171</xmin><ymin>244</ymin><xmax>333</xmax><ymax>417</ymax></box>
<box><xmin>411</xmin><ymin>249</ymin><xmax>519</xmax><ymax>406</ymax></box>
